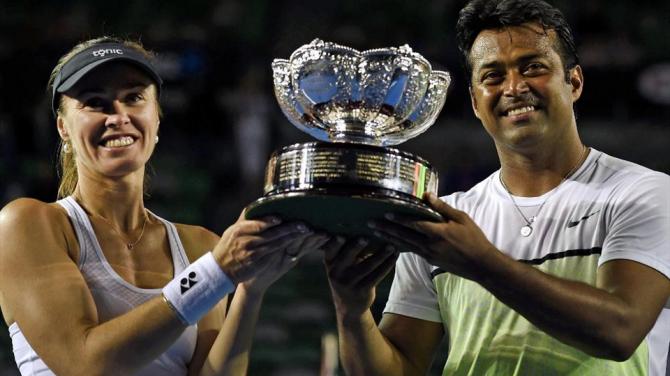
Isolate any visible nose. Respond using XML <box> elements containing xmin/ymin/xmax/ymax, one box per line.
<box><xmin>104</xmin><ymin>100</ymin><xmax>130</xmax><ymax>128</ymax></box>
<box><xmin>502</xmin><ymin>71</ymin><xmax>529</xmax><ymax>97</ymax></box>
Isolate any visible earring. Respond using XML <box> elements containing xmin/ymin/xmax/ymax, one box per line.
<box><xmin>155</xmin><ymin>136</ymin><xmax>159</xmax><ymax>144</ymax></box>
<box><xmin>62</xmin><ymin>142</ymin><xmax>71</xmax><ymax>154</ymax></box>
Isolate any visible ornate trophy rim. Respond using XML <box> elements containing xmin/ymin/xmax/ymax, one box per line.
<box><xmin>288</xmin><ymin>39</ymin><xmax>433</xmax><ymax>71</ymax></box>
<box><xmin>272</xmin><ymin>39</ymin><xmax>451</xmax><ymax>146</ymax></box>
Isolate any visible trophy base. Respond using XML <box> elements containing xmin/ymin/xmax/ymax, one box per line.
<box><xmin>245</xmin><ymin>190</ymin><xmax>442</xmax><ymax>251</ymax></box>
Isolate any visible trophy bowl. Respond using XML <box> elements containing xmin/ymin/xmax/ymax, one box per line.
<box><xmin>246</xmin><ymin>39</ymin><xmax>450</xmax><ymax>243</ymax></box>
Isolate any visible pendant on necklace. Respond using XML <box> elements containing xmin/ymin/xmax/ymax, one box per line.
<box><xmin>127</xmin><ymin>243</ymin><xmax>134</xmax><ymax>250</ymax></box>
<box><xmin>520</xmin><ymin>225</ymin><xmax>533</xmax><ymax>237</ymax></box>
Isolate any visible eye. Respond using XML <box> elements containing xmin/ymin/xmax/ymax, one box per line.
<box><xmin>481</xmin><ymin>70</ymin><xmax>504</xmax><ymax>84</ymax></box>
<box><xmin>125</xmin><ymin>92</ymin><xmax>145</xmax><ymax>104</ymax></box>
<box><xmin>82</xmin><ymin>96</ymin><xmax>106</xmax><ymax>110</ymax></box>
<box><xmin>523</xmin><ymin>62</ymin><xmax>547</xmax><ymax>75</ymax></box>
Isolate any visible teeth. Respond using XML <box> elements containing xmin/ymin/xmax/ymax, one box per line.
<box><xmin>104</xmin><ymin>136</ymin><xmax>134</xmax><ymax>148</ymax></box>
<box><xmin>507</xmin><ymin>106</ymin><xmax>535</xmax><ymax>116</ymax></box>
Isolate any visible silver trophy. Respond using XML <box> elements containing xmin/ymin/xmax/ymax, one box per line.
<box><xmin>246</xmin><ymin>39</ymin><xmax>450</xmax><ymax>241</ymax></box>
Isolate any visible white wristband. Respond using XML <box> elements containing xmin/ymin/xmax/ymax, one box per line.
<box><xmin>162</xmin><ymin>252</ymin><xmax>235</xmax><ymax>325</ymax></box>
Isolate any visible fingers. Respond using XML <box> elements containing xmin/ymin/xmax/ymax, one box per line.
<box><xmin>351</xmin><ymin>245</ymin><xmax>398</xmax><ymax>288</ymax></box>
<box><xmin>247</xmin><ymin>248</ymin><xmax>282</xmax><ymax>275</ymax></box>
<box><xmin>373</xmin><ymin>229</ymin><xmax>423</xmax><ymax>257</ymax></box>
<box><xmin>381</xmin><ymin>213</ymin><xmax>448</xmax><ymax>242</ymax></box>
<box><xmin>368</xmin><ymin>218</ymin><xmax>429</xmax><ymax>252</ymax></box>
<box><xmin>229</xmin><ymin>216</ymin><xmax>283</xmax><ymax>238</ymax></box>
<box><xmin>327</xmin><ymin>238</ymin><xmax>370</xmax><ymax>277</ymax></box>
<box><xmin>296</xmin><ymin>233</ymin><xmax>330</xmax><ymax>258</ymax></box>
<box><xmin>246</xmin><ymin>221</ymin><xmax>311</xmax><ymax>248</ymax></box>
<box><xmin>326</xmin><ymin>240</ymin><xmax>397</xmax><ymax>290</ymax></box>
<box><xmin>323</xmin><ymin>236</ymin><xmax>346</xmax><ymax>263</ymax></box>
<box><xmin>357</xmin><ymin>246</ymin><xmax>399</xmax><ymax>288</ymax></box>
<box><xmin>410</xmin><ymin>220</ymin><xmax>450</xmax><ymax>240</ymax></box>
<box><xmin>237</xmin><ymin>208</ymin><xmax>247</xmax><ymax>221</ymax></box>
<box><xmin>424</xmin><ymin>193</ymin><xmax>463</xmax><ymax>222</ymax></box>
<box><xmin>285</xmin><ymin>232</ymin><xmax>329</xmax><ymax>258</ymax></box>
<box><xmin>245</xmin><ymin>248</ymin><xmax>291</xmax><ymax>287</ymax></box>
<box><xmin>285</xmin><ymin>233</ymin><xmax>309</xmax><ymax>257</ymax></box>
<box><xmin>249</xmin><ymin>231</ymin><xmax>309</xmax><ymax>257</ymax></box>
<box><xmin>247</xmin><ymin>233</ymin><xmax>330</xmax><ymax>286</ymax></box>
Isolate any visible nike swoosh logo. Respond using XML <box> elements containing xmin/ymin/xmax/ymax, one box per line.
<box><xmin>567</xmin><ymin>210</ymin><xmax>601</xmax><ymax>228</ymax></box>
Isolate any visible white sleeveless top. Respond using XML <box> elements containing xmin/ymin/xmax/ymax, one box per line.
<box><xmin>9</xmin><ymin>196</ymin><xmax>198</xmax><ymax>375</ymax></box>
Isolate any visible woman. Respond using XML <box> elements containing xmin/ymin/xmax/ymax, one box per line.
<box><xmin>0</xmin><ymin>37</ymin><xmax>328</xmax><ymax>375</ymax></box>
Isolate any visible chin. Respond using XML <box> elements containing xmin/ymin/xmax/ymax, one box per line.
<box><xmin>101</xmin><ymin>161</ymin><xmax>146</xmax><ymax>178</ymax></box>
<box><xmin>503</xmin><ymin>127</ymin><xmax>545</xmax><ymax>149</ymax></box>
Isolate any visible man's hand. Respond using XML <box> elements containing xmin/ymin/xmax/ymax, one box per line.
<box><xmin>369</xmin><ymin>192</ymin><xmax>498</xmax><ymax>281</ymax></box>
<box><xmin>323</xmin><ymin>236</ymin><xmax>398</xmax><ymax>318</ymax></box>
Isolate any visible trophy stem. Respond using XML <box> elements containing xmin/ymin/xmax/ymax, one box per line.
<box><xmin>326</xmin><ymin>120</ymin><xmax>383</xmax><ymax>145</ymax></box>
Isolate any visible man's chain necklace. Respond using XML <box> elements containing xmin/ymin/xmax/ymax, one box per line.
<box><xmin>499</xmin><ymin>145</ymin><xmax>588</xmax><ymax>237</ymax></box>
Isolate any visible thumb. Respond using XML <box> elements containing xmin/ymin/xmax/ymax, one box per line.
<box><xmin>424</xmin><ymin>192</ymin><xmax>462</xmax><ymax>221</ymax></box>
<box><xmin>238</xmin><ymin>207</ymin><xmax>247</xmax><ymax>221</ymax></box>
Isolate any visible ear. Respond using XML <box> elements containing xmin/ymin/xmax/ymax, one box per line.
<box><xmin>469</xmin><ymin>86</ymin><xmax>481</xmax><ymax>119</ymax></box>
<box><xmin>56</xmin><ymin>116</ymin><xmax>69</xmax><ymax>141</ymax></box>
<box><xmin>569</xmin><ymin>65</ymin><xmax>584</xmax><ymax>102</ymax></box>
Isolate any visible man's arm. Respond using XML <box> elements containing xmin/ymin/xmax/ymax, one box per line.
<box><xmin>324</xmin><ymin>238</ymin><xmax>444</xmax><ymax>375</ymax></box>
<box><xmin>478</xmin><ymin>251</ymin><xmax>669</xmax><ymax>360</ymax></box>
<box><xmin>371</xmin><ymin>193</ymin><xmax>670</xmax><ymax>361</ymax></box>
<box><xmin>380</xmin><ymin>313</ymin><xmax>444</xmax><ymax>373</ymax></box>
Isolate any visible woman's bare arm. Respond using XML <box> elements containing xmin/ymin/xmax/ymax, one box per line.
<box><xmin>0</xmin><ymin>199</ymin><xmax>310</xmax><ymax>375</ymax></box>
<box><xmin>0</xmin><ymin>199</ymin><xmax>187</xmax><ymax>376</ymax></box>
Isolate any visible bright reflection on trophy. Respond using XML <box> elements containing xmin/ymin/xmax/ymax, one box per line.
<box><xmin>246</xmin><ymin>39</ymin><xmax>450</xmax><ymax>242</ymax></box>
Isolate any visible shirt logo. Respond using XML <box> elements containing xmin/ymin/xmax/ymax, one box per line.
<box><xmin>567</xmin><ymin>210</ymin><xmax>601</xmax><ymax>228</ymax></box>
<box><xmin>92</xmin><ymin>48</ymin><xmax>124</xmax><ymax>57</ymax></box>
<box><xmin>180</xmin><ymin>272</ymin><xmax>198</xmax><ymax>294</ymax></box>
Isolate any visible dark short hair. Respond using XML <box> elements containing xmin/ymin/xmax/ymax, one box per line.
<box><xmin>456</xmin><ymin>0</ymin><xmax>579</xmax><ymax>82</ymax></box>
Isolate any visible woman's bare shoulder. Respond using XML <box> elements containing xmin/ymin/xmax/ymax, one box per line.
<box><xmin>0</xmin><ymin>198</ymin><xmax>69</xmax><ymax>228</ymax></box>
<box><xmin>0</xmin><ymin>197</ymin><xmax>75</xmax><ymax>269</ymax></box>
<box><xmin>0</xmin><ymin>198</ymin><xmax>78</xmax><ymax>324</ymax></box>
<box><xmin>173</xmin><ymin>222</ymin><xmax>220</xmax><ymax>262</ymax></box>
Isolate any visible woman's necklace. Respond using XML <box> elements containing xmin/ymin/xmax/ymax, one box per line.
<box><xmin>73</xmin><ymin>193</ymin><xmax>149</xmax><ymax>250</ymax></box>
<box><xmin>92</xmin><ymin>211</ymin><xmax>149</xmax><ymax>250</ymax></box>
<box><xmin>500</xmin><ymin>145</ymin><xmax>588</xmax><ymax>237</ymax></box>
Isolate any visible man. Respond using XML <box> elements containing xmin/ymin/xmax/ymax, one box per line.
<box><xmin>323</xmin><ymin>0</ymin><xmax>670</xmax><ymax>374</ymax></box>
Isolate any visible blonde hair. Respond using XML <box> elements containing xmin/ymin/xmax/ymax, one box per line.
<box><xmin>48</xmin><ymin>36</ymin><xmax>161</xmax><ymax>199</ymax></box>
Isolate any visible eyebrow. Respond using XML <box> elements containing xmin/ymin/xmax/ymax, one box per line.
<box><xmin>475</xmin><ymin>52</ymin><xmax>549</xmax><ymax>72</ymax></box>
<box><xmin>74</xmin><ymin>82</ymin><xmax>152</xmax><ymax>97</ymax></box>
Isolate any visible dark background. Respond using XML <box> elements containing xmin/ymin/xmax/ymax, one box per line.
<box><xmin>1</xmin><ymin>0</ymin><xmax>669</xmax><ymax>374</ymax></box>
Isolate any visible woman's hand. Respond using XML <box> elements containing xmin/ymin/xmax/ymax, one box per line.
<box><xmin>212</xmin><ymin>211</ymin><xmax>328</xmax><ymax>288</ymax></box>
